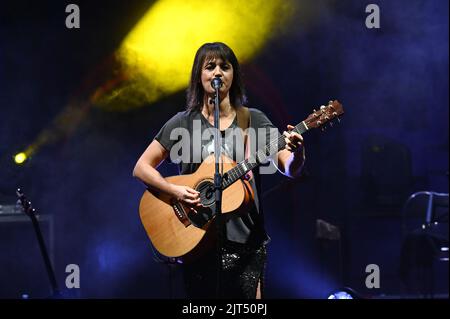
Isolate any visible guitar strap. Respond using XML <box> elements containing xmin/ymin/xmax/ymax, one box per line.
<box><xmin>236</xmin><ymin>106</ymin><xmax>250</xmax><ymax>140</ymax></box>
<box><xmin>235</xmin><ymin>106</ymin><xmax>253</xmax><ymax>179</ymax></box>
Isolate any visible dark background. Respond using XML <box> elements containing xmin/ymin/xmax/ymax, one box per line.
<box><xmin>0</xmin><ymin>0</ymin><xmax>448</xmax><ymax>298</ymax></box>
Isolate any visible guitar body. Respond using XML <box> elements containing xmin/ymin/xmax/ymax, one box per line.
<box><xmin>139</xmin><ymin>154</ymin><xmax>254</xmax><ymax>258</ymax></box>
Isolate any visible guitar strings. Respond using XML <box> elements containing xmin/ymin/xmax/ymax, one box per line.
<box><xmin>222</xmin><ymin>123</ymin><xmax>307</xmax><ymax>188</ymax></box>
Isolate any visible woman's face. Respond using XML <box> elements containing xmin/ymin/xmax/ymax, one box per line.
<box><xmin>200</xmin><ymin>57</ymin><xmax>234</xmax><ymax>96</ymax></box>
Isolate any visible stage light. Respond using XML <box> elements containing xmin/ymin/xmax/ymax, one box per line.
<box><xmin>93</xmin><ymin>0</ymin><xmax>296</xmax><ymax>110</ymax></box>
<box><xmin>20</xmin><ymin>1</ymin><xmax>298</xmax><ymax>157</ymax></box>
<box><xmin>14</xmin><ymin>152</ymin><xmax>27</xmax><ymax>165</ymax></box>
<box><xmin>327</xmin><ymin>287</ymin><xmax>359</xmax><ymax>299</ymax></box>
<box><xmin>328</xmin><ymin>291</ymin><xmax>353</xmax><ymax>299</ymax></box>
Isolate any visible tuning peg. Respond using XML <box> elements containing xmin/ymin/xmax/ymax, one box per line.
<box><xmin>328</xmin><ymin>100</ymin><xmax>333</xmax><ymax>105</ymax></box>
<box><xmin>320</xmin><ymin>105</ymin><xmax>326</xmax><ymax>110</ymax></box>
<box><xmin>16</xmin><ymin>188</ymin><xmax>23</xmax><ymax>197</ymax></box>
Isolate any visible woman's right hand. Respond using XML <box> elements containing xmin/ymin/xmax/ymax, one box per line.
<box><xmin>169</xmin><ymin>184</ymin><xmax>202</xmax><ymax>209</ymax></box>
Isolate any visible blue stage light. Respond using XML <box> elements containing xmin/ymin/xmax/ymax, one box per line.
<box><xmin>327</xmin><ymin>287</ymin><xmax>359</xmax><ymax>299</ymax></box>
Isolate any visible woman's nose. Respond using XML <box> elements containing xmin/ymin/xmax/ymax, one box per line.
<box><xmin>213</xmin><ymin>67</ymin><xmax>223</xmax><ymax>77</ymax></box>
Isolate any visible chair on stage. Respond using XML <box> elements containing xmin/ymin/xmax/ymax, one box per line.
<box><xmin>399</xmin><ymin>191</ymin><xmax>449</xmax><ymax>298</ymax></box>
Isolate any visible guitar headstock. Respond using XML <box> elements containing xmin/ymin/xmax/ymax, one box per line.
<box><xmin>16</xmin><ymin>188</ymin><xmax>37</xmax><ymax>218</ymax></box>
<box><xmin>304</xmin><ymin>100</ymin><xmax>344</xmax><ymax>130</ymax></box>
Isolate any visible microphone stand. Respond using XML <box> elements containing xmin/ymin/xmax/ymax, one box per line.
<box><xmin>212</xmin><ymin>78</ymin><xmax>224</xmax><ymax>298</ymax></box>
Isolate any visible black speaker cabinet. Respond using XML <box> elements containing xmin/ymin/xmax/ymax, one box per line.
<box><xmin>0</xmin><ymin>212</ymin><xmax>55</xmax><ymax>299</ymax></box>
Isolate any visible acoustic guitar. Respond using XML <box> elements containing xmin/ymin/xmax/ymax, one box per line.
<box><xmin>139</xmin><ymin>100</ymin><xmax>344</xmax><ymax>258</ymax></box>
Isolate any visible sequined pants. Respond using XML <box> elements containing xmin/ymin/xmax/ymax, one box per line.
<box><xmin>183</xmin><ymin>241</ymin><xmax>267</xmax><ymax>299</ymax></box>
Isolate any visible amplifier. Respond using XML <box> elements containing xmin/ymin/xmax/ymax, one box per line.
<box><xmin>0</xmin><ymin>204</ymin><xmax>22</xmax><ymax>215</ymax></box>
<box><xmin>0</xmin><ymin>210</ymin><xmax>55</xmax><ymax>299</ymax></box>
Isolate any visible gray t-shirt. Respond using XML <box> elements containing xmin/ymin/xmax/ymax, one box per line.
<box><xmin>154</xmin><ymin>107</ymin><xmax>281</xmax><ymax>246</ymax></box>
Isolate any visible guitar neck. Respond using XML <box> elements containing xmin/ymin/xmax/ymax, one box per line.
<box><xmin>16</xmin><ymin>189</ymin><xmax>60</xmax><ymax>296</ymax></box>
<box><xmin>29</xmin><ymin>214</ymin><xmax>60</xmax><ymax>295</ymax></box>
<box><xmin>222</xmin><ymin>121</ymin><xmax>309</xmax><ymax>189</ymax></box>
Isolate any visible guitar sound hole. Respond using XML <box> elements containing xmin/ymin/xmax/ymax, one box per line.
<box><xmin>196</xmin><ymin>180</ymin><xmax>216</xmax><ymax>207</ymax></box>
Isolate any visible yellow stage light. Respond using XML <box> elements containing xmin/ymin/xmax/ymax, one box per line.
<box><xmin>21</xmin><ymin>1</ymin><xmax>298</xmax><ymax>159</ymax></box>
<box><xmin>14</xmin><ymin>152</ymin><xmax>27</xmax><ymax>165</ymax></box>
<box><xmin>93</xmin><ymin>0</ymin><xmax>296</xmax><ymax>110</ymax></box>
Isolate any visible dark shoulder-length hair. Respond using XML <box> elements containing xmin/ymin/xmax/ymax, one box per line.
<box><xmin>186</xmin><ymin>42</ymin><xmax>247</xmax><ymax>112</ymax></box>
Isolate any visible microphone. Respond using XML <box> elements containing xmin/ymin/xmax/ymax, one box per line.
<box><xmin>211</xmin><ymin>77</ymin><xmax>222</xmax><ymax>90</ymax></box>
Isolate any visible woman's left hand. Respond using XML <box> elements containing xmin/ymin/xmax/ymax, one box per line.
<box><xmin>283</xmin><ymin>125</ymin><xmax>304</xmax><ymax>153</ymax></box>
